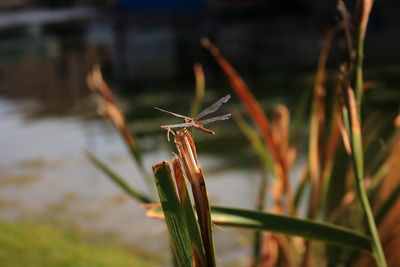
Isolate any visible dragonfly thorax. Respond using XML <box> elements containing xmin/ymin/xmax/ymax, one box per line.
<box><xmin>184</xmin><ymin>118</ymin><xmax>196</xmax><ymax>124</ymax></box>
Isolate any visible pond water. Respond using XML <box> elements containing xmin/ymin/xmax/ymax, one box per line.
<box><xmin>0</xmin><ymin>9</ymin><xmax>399</xmax><ymax>266</ymax></box>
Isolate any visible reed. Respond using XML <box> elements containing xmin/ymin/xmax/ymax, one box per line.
<box><xmin>85</xmin><ymin>1</ymin><xmax>400</xmax><ymax>265</ymax></box>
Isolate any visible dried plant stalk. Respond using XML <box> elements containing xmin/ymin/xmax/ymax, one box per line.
<box><xmin>86</xmin><ymin>65</ymin><xmax>153</xmax><ymax>193</ymax></box>
<box><xmin>172</xmin><ymin>157</ymin><xmax>206</xmax><ymax>266</ymax></box>
<box><xmin>308</xmin><ymin>30</ymin><xmax>333</xmax><ymax>218</ymax></box>
<box><xmin>87</xmin><ymin>65</ymin><xmax>139</xmax><ymax>151</ymax></box>
<box><xmin>173</xmin><ymin>128</ymin><xmax>216</xmax><ymax>267</ymax></box>
<box><xmin>355</xmin><ymin>0</ymin><xmax>374</xmax><ymax>105</ymax></box>
<box><xmin>202</xmin><ymin>39</ymin><xmax>289</xmax><ymax>186</ymax></box>
<box><xmin>190</xmin><ymin>63</ymin><xmax>206</xmax><ymax>118</ymax></box>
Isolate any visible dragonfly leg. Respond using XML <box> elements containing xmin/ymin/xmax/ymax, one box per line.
<box><xmin>161</xmin><ymin>126</ymin><xmax>175</xmax><ymax>142</ymax></box>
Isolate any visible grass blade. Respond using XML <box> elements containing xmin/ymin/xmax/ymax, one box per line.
<box><xmin>290</xmin><ymin>87</ymin><xmax>311</xmax><ymax>145</ymax></box>
<box><xmin>345</xmin><ymin>87</ymin><xmax>387</xmax><ymax>266</ymax></box>
<box><xmin>294</xmin><ymin>169</ymin><xmax>310</xmax><ymax>212</ymax></box>
<box><xmin>233</xmin><ymin>111</ymin><xmax>273</xmax><ymax>174</ymax></box>
<box><xmin>147</xmin><ymin>205</ymin><xmax>372</xmax><ymax>251</ymax></box>
<box><xmin>86</xmin><ymin>151</ymin><xmax>152</xmax><ymax>204</ymax></box>
<box><xmin>190</xmin><ymin>63</ymin><xmax>205</xmax><ymax>118</ymax></box>
<box><xmin>318</xmin><ymin>91</ymin><xmax>341</xmax><ymax>218</ymax></box>
<box><xmin>172</xmin><ymin>157</ymin><xmax>206</xmax><ymax>265</ymax></box>
<box><xmin>233</xmin><ymin>110</ymin><xmax>274</xmax><ymax>265</ymax></box>
<box><xmin>307</xmin><ymin>30</ymin><xmax>333</xmax><ymax>218</ymax></box>
<box><xmin>152</xmin><ymin>162</ymin><xmax>193</xmax><ymax>267</ymax></box>
<box><xmin>354</xmin><ymin>0</ymin><xmax>374</xmax><ymax>105</ymax></box>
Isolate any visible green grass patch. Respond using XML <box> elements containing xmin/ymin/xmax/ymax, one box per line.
<box><xmin>0</xmin><ymin>220</ymin><xmax>154</xmax><ymax>267</ymax></box>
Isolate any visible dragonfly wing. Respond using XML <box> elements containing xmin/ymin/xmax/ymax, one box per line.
<box><xmin>196</xmin><ymin>94</ymin><xmax>231</xmax><ymax>119</ymax></box>
<box><xmin>161</xmin><ymin>122</ymin><xmax>194</xmax><ymax>129</ymax></box>
<box><xmin>198</xmin><ymin>114</ymin><xmax>231</xmax><ymax>126</ymax></box>
<box><xmin>154</xmin><ymin>107</ymin><xmax>190</xmax><ymax>119</ymax></box>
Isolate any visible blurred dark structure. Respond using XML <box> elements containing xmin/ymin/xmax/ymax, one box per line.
<box><xmin>0</xmin><ymin>0</ymin><xmax>399</xmax><ymax>112</ymax></box>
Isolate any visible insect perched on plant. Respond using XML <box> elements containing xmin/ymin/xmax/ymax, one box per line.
<box><xmin>155</xmin><ymin>94</ymin><xmax>231</xmax><ymax>138</ymax></box>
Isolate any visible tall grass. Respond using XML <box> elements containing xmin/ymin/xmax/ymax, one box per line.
<box><xmin>85</xmin><ymin>1</ymin><xmax>400</xmax><ymax>266</ymax></box>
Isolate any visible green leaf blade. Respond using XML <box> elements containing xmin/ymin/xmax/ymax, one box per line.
<box><xmin>211</xmin><ymin>206</ymin><xmax>371</xmax><ymax>251</ymax></box>
<box><xmin>86</xmin><ymin>151</ymin><xmax>152</xmax><ymax>204</ymax></box>
<box><xmin>172</xmin><ymin>158</ymin><xmax>206</xmax><ymax>264</ymax></box>
<box><xmin>148</xmin><ymin>205</ymin><xmax>372</xmax><ymax>251</ymax></box>
<box><xmin>153</xmin><ymin>162</ymin><xmax>193</xmax><ymax>267</ymax></box>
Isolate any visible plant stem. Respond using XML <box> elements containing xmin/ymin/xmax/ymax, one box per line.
<box><xmin>346</xmin><ymin>0</ymin><xmax>387</xmax><ymax>267</ymax></box>
<box><xmin>86</xmin><ymin>151</ymin><xmax>152</xmax><ymax>204</ymax></box>
<box><xmin>354</xmin><ymin>0</ymin><xmax>374</xmax><ymax>108</ymax></box>
<box><xmin>347</xmin><ymin>89</ymin><xmax>387</xmax><ymax>267</ymax></box>
<box><xmin>356</xmin><ymin>166</ymin><xmax>387</xmax><ymax>267</ymax></box>
<box><xmin>356</xmin><ymin>181</ymin><xmax>386</xmax><ymax>267</ymax></box>
<box><xmin>348</xmin><ymin>1</ymin><xmax>387</xmax><ymax>265</ymax></box>
<box><xmin>354</xmin><ymin>28</ymin><xmax>364</xmax><ymax>108</ymax></box>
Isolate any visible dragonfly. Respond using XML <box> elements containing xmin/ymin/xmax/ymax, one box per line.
<box><xmin>155</xmin><ymin>94</ymin><xmax>231</xmax><ymax>136</ymax></box>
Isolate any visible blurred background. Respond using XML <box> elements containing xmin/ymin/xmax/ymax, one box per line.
<box><xmin>0</xmin><ymin>0</ymin><xmax>399</xmax><ymax>266</ymax></box>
